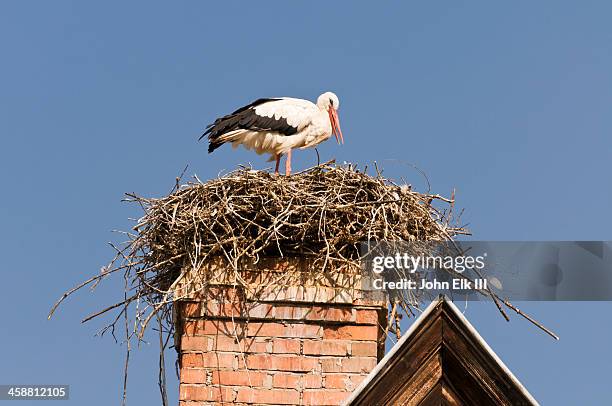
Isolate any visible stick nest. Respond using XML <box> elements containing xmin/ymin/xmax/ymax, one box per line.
<box><xmin>50</xmin><ymin>162</ymin><xmax>467</xmax><ymax>344</ymax></box>
<box><xmin>146</xmin><ymin>162</ymin><xmax>464</xmax><ymax>288</ymax></box>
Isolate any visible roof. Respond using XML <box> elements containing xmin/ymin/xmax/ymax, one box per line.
<box><xmin>344</xmin><ymin>296</ymin><xmax>539</xmax><ymax>406</ymax></box>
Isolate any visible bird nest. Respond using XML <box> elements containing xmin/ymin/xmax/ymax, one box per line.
<box><xmin>143</xmin><ymin>162</ymin><xmax>465</xmax><ymax>290</ymax></box>
<box><xmin>49</xmin><ymin>162</ymin><xmax>467</xmax><ymax>403</ymax></box>
<box><xmin>50</xmin><ymin>162</ymin><xmax>466</xmax><ymax>333</ymax></box>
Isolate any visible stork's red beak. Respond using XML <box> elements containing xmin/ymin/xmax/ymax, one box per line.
<box><xmin>328</xmin><ymin>107</ymin><xmax>344</xmax><ymax>144</ymax></box>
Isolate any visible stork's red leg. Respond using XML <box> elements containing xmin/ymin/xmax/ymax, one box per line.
<box><xmin>285</xmin><ymin>149</ymin><xmax>292</xmax><ymax>176</ymax></box>
<box><xmin>274</xmin><ymin>155</ymin><xmax>281</xmax><ymax>174</ymax></box>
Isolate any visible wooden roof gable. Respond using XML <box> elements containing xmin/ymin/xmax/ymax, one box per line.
<box><xmin>345</xmin><ymin>296</ymin><xmax>539</xmax><ymax>406</ymax></box>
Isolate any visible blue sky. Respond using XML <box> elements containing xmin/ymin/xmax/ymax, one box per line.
<box><xmin>1</xmin><ymin>1</ymin><xmax>611</xmax><ymax>404</ymax></box>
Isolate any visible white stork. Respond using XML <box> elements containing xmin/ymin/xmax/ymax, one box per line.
<box><xmin>201</xmin><ymin>91</ymin><xmax>344</xmax><ymax>175</ymax></box>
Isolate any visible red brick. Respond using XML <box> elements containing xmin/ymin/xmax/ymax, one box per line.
<box><xmin>303</xmin><ymin>340</ymin><xmax>350</xmax><ymax>356</ymax></box>
<box><xmin>180</xmin><ymin>336</ymin><xmax>210</xmax><ymax>351</ymax></box>
<box><xmin>196</xmin><ymin>302</ymin><xmax>272</xmax><ymax>318</ymax></box>
<box><xmin>271</xmin><ymin>304</ymin><xmax>356</xmax><ymax>322</ymax></box>
<box><xmin>247</xmin><ymin>322</ymin><xmax>321</xmax><ymax>338</ymax></box>
<box><xmin>242</xmin><ymin>353</ymin><xmax>270</xmax><ymax>370</ymax></box>
<box><xmin>235</xmin><ymin>389</ymin><xmax>300</xmax><ymax>405</ymax></box>
<box><xmin>207</xmin><ymin>335</ymin><xmax>269</xmax><ymax>353</ymax></box>
<box><xmin>306</xmin><ymin>306</ymin><xmax>355</xmax><ymax>323</ymax></box>
<box><xmin>351</xmin><ymin>341</ymin><xmax>378</xmax><ymax>357</ymax></box>
<box><xmin>324</xmin><ymin>374</ymin><xmax>350</xmax><ymax>390</ymax></box>
<box><xmin>272</xmin><ymin>339</ymin><xmax>301</xmax><ymax>354</ymax></box>
<box><xmin>320</xmin><ymin>357</ymin><xmax>341</xmax><ymax>373</ymax></box>
<box><xmin>180</xmin><ymin>368</ymin><xmax>207</xmax><ymax>384</ymax></box>
<box><xmin>202</xmin><ymin>352</ymin><xmax>237</xmax><ymax>368</ymax></box>
<box><xmin>246</xmin><ymin>354</ymin><xmax>319</xmax><ymax>372</ymax></box>
<box><xmin>181</xmin><ymin>353</ymin><xmax>203</xmax><ymax>368</ymax></box>
<box><xmin>351</xmin><ymin>374</ymin><xmax>366</xmax><ymax>386</ymax></box>
<box><xmin>243</xmin><ymin>337</ymin><xmax>271</xmax><ymax>353</ymax></box>
<box><xmin>355</xmin><ymin>309</ymin><xmax>379</xmax><ymax>324</ymax></box>
<box><xmin>246</xmin><ymin>322</ymin><xmax>284</xmax><ymax>337</ymax></box>
<box><xmin>273</xmin><ymin>373</ymin><xmax>301</xmax><ymax>388</ymax></box>
<box><xmin>215</xmin><ymin>302</ymin><xmax>243</xmax><ymax>317</ymax></box>
<box><xmin>323</xmin><ymin>374</ymin><xmax>364</xmax><ymax>391</ymax></box>
<box><xmin>209</xmin><ymin>335</ymin><xmax>242</xmax><ymax>352</ymax></box>
<box><xmin>182</xmin><ymin>320</ymin><xmax>203</xmax><ymax>336</ymax></box>
<box><xmin>184</xmin><ymin>319</ymin><xmax>246</xmax><ymax>336</ymax></box>
<box><xmin>179</xmin><ymin>385</ymin><xmax>236</xmax><ymax>402</ymax></box>
<box><xmin>323</xmin><ymin>325</ymin><xmax>378</xmax><ymax>341</ymax></box>
<box><xmin>275</xmin><ymin>356</ymin><xmax>319</xmax><ymax>372</ymax></box>
<box><xmin>183</xmin><ymin>300</ymin><xmax>243</xmax><ymax>317</ymax></box>
<box><xmin>272</xmin><ymin>305</ymin><xmax>307</xmax><ymax>320</ymax></box>
<box><xmin>182</xmin><ymin>352</ymin><xmax>237</xmax><ymax>369</ymax></box>
<box><xmin>212</xmin><ymin>370</ymin><xmax>267</xmax><ymax>387</ymax></box>
<box><xmin>303</xmin><ymin>390</ymin><xmax>349</xmax><ymax>405</ymax></box>
<box><xmin>321</xmin><ymin>357</ymin><xmax>377</xmax><ymax>373</ymax></box>
<box><xmin>197</xmin><ymin>287</ymin><xmax>243</xmax><ymax>302</ymax></box>
<box><xmin>301</xmin><ymin>286</ymin><xmax>336</xmax><ymax>302</ymax></box>
<box><xmin>246</xmin><ymin>303</ymin><xmax>274</xmax><ymax>318</ymax></box>
<box><xmin>340</xmin><ymin>357</ymin><xmax>377</xmax><ymax>373</ymax></box>
<box><xmin>183</xmin><ymin>302</ymin><xmax>204</xmax><ymax>317</ymax></box>
<box><xmin>349</xmin><ymin>357</ymin><xmax>377</xmax><ymax>373</ymax></box>
<box><xmin>303</xmin><ymin>373</ymin><xmax>323</xmax><ymax>389</ymax></box>
<box><xmin>179</xmin><ymin>402</ymin><xmax>234</xmax><ymax>406</ymax></box>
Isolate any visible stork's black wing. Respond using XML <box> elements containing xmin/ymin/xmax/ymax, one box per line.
<box><xmin>201</xmin><ymin>98</ymin><xmax>299</xmax><ymax>153</ymax></box>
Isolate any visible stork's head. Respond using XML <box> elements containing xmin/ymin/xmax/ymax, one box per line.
<box><xmin>317</xmin><ymin>91</ymin><xmax>344</xmax><ymax>144</ymax></box>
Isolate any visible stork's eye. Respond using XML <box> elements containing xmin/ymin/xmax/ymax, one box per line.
<box><xmin>330</xmin><ymin>99</ymin><xmax>334</xmax><ymax>107</ymax></box>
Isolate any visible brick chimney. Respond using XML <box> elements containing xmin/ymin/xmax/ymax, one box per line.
<box><xmin>174</xmin><ymin>257</ymin><xmax>387</xmax><ymax>405</ymax></box>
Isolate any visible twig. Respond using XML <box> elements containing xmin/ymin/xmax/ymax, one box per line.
<box><xmin>502</xmin><ymin>298</ymin><xmax>560</xmax><ymax>340</ymax></box>
<box><xmin>122</xmin><ymin>274</ymin><xmax>131</xmax><ymax>406</ymax></box>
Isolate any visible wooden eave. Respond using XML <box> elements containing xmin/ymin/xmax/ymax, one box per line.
<box><xmin>345</xmin><ymin>296</ymin><xmax>539</xmax><ymax>406</ymax></box>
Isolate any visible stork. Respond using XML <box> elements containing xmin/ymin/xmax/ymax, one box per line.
<box><xmin>201</xmin><ymin>92</ymin><xmax>344</xmax><ymax>175</ymax></box>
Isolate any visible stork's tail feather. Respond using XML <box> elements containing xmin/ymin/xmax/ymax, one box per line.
<box><xmin>202</xmin><ymin>129</ymin><xmax>223</xmax><ymax>153</ymax></box>
<box><xmin>205</xmin><ymin>130</ymin><xmax>244</xmax><ymax>153</ymax></box>
<box><xmin>208</xmin><ymin>141</ymin><xmax>222</xmax><ymax>153</ymax></box>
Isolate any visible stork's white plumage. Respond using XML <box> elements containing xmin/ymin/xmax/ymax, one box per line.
<box><xmin>201</xmin><ymin>92</ymin><xmax>344</xmax><ymax>175</ymax></box>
